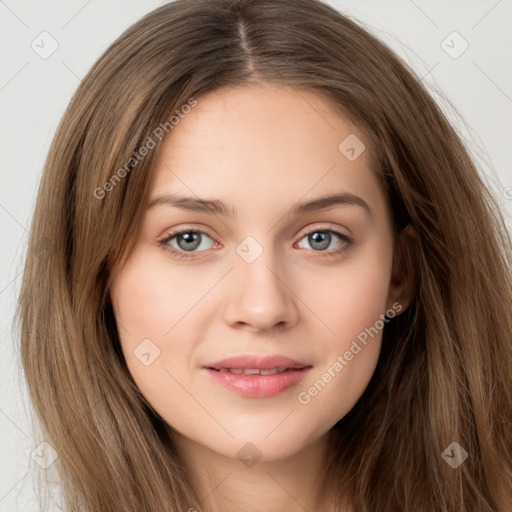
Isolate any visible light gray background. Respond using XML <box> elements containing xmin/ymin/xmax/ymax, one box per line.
<box><xmin>1</xmin><ymin>1</ymin><xmax>511</xmax><ymax>510</ymax></box>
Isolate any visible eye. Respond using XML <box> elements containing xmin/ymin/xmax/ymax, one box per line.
<box><xmin>158</xmin><ymin>229</ymin><xmax>218</xmax><ymax>260</ymax></box>
<box><xmin>158</xmin><ymin>226</ymin><xmax>353</xmax><ymax>261</ymax></box>
<box><xmin>295</xmin><ymin>227</ymin><xmax>353</xmax><ymax>258</ymax></box>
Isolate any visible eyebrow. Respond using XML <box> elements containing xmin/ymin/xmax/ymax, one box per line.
<box><xmin>147</xmin><ymin>192</ymin><xmax>374</xmax><ymax>219</ymax></box>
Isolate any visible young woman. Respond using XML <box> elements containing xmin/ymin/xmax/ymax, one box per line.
<box><xmin>16</xmin><ymin>0</ymin><xmax>512</xmax><ymax>510</ymax></box>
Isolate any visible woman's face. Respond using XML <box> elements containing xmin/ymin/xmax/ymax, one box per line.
<box><xmin>110</xmin><ymin>84</ymin><xmax>410</xmax><ymax>462</ymax></box>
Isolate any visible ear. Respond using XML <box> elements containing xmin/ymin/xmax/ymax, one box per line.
<box><xmin>386</xmin><ymin>224</ymin><xmax>419</xmax><ymax>315</ymax></box>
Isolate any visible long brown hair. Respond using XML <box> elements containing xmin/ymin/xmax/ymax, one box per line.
<box><xmin>15</xmin><ymin>0</ymin><xmax>512</xmax><ymax>510</ymax></box>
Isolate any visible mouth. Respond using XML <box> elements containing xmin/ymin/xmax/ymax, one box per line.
<box><xmin>213</xmin><ymin>367</ymin><xmax>297</xmax><ymax>375</ymax></box>
<box><xmin>202</xmin><ymin>355</ymin><xmax>312</xmax><ymax>398</ymax></box>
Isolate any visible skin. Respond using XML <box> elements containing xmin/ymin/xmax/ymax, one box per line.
<box><xmin>109</xmin><ymin>83</ymin><xmax>416</xmax><ymax>512</ymax></box>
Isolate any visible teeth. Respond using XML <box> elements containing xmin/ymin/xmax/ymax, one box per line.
<box><xmin>231</xmin><ymin>368</ymin><xmax>259</xmax><ymax>375</ymax></box>
<box><xmin>260</xmin><ymin>368</ymin><xmax>279</xmax><ymax>375</ymax></box>
<box><xmin>217</xmin><ymin>368</ymin><xmax>289</xmax><ymax>375</ymax></box>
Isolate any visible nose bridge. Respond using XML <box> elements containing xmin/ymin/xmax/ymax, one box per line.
<box><xmin>222</xmin><ymin>235</ymin><xmax>298</xmax><ymax>331</ymax></box>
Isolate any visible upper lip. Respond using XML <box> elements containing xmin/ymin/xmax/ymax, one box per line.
<box><xmin>203</xmin><ymin>355</ymin><xmax>311</xmax><ymax>370</ymax></box>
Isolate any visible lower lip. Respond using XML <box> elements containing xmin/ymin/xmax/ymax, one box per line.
<box><xmin>203</xmin><ymin>367</ymin><xmax>311</xmax><ymax>398</ymax></box>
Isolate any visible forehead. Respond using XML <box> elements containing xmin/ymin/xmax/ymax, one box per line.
<box><xmin>148</xmin><ymin>84</ymin><xmax>387</xmax><ymax>221</ymax></box>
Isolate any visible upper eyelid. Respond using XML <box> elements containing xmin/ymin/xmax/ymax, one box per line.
<box><xmin>162</xmin><ymin>226</ymin><xmax>216</xmax><ymax>242</ymax></box>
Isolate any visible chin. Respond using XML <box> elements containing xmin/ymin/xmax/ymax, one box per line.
<box><xmin>209</xmin><ymin>436</ymin><xmax>311</xmax><ymax>464</ymax></box>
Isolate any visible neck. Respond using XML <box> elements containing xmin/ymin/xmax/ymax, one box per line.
<box><xmin>173</xmin><ymin>431</ymin><xmax>342</xmax><ymax>512</ymax></box>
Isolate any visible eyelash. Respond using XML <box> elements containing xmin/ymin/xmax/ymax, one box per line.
<box><xmin>157</xmin><ymin>226</ymin><xmax>353</xmax><ymax>261</ymax></box>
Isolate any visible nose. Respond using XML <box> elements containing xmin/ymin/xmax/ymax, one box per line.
<box><xmin>222</xmin><ymin>249</ymin><xmax>299</xmax><ymax>333</ymax></box>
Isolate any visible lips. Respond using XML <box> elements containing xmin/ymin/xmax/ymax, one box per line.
<box><xmin>202</xmin><ymin>355</ymin><xmax>312</xmax><ymax>398</ymax></box>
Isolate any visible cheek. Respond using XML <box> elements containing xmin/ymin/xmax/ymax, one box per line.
<box><xmin>110</xmin><ymin>249</ymin><xmax>212</xmax><ymax>343</ymax></box>
<box><xmin>109</xmin><ymin>253</ymin><xmax>201</xmax><ymax>386</ymax></box>
<box><xmin>110</xmin><ymin>259</ymin><xmax>201</xmax><ymax>424</ymax></box>
<box><xmin>294</xmin><ymin>237</ymin><xmax>393</xmax><ymax>421</ymax></box>
<box><xmin>303</xmin><ymin>234</ymin><xmax>393</xmax><ymax>345</ymax></box>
